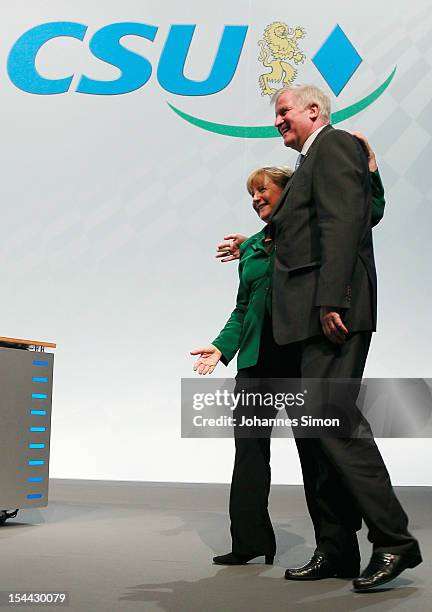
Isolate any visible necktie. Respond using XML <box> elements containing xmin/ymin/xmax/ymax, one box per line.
<box><xmin>295</xmin><ymin>153</ymin><xmax>305</xmax><ymax>170</ymax></box>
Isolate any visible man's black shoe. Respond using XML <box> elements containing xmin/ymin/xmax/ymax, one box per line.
<box><xmin>213</xmin><ymin>552</ymin><xmax>274</xmax><ymax>565</ymax></box>
<box><xmin>284</xmin><ymin>551</ymin><xmax>359</xmax><ymax>580</ymax></box>
<box><xmin>353</xmin><ymin>552</ymin><xmax>422</xmax><ymax>591</ymax></box>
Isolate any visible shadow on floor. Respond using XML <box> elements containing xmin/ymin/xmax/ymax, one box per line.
<box><xmin>120</xmin><ymin>567</ymin><xmax>420</xmax><ymax>612</ymax></box>
<box><xmin>157</xmin><ymin>509</ymin><xmax>307</xmax><ymax>561</ymax></box>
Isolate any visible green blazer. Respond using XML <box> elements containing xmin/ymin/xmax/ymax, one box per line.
<box><xmin>212</xmin><ymin>169</ymin><xmax>385</xmax><ymax>370</ymax></box>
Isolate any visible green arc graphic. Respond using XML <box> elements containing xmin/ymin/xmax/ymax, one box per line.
<box><xmin>168</xmin><ymin>67</ymin><xmax>397</xmax><ymax>138</ymax></box>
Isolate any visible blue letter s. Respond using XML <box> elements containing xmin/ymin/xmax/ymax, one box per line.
<box><xmin>76</xmin><ymin>23</ymin><xmax>158</xmax><ymax>95</ymax></box>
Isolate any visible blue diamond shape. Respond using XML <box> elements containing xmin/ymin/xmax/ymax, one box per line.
<box><xmin>312</xmin><ymin>25</ymin><xmax>362</xmax><ymax>96</ymax></box>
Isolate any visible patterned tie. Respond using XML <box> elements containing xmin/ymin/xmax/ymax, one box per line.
<box><xmin>295</xmin><ymin>153</ymin><xmax>305</xmax><ymax>170</ymax></box>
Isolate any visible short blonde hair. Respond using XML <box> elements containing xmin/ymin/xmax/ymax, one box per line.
<box><xmin>246</xmin><ymin>165</ymin><xmax>293</xmax><ymax>195</ymax></box>
<box><xmin>272</xmin><ymin>84</ymin><xmax>331</xmax><ymax>122</ymax></box>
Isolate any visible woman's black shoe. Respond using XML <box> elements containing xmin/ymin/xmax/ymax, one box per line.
<box><xmin>213</xmin><ymin>552</ymin><xmax>274</xmax><ymax>565</ymax></box>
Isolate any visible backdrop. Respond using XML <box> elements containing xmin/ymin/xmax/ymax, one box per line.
<box><xmin>2</xmin><ymin>0</ymin><xmax>431</xmax><ymax>484</ymax></box>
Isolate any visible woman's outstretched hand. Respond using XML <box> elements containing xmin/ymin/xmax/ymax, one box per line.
<box><xmin>216</xmin><ymin>234</ymin><xmax>248</xmax><ymax>262</ymax></box>
<box><xmin>190</xmin><ymin>345</ymin><xmax>222</xmax><ymax>375</ymax></box>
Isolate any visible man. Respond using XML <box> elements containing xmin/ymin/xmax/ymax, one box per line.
<box><xmin>267</xmin><ymin>84</ymin><xmax>421</xmax><ymax>591</ymax></box>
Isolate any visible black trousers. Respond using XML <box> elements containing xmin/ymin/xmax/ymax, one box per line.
<box><xmin>229</xmin><ymin>318</ymin><xmax>421</xmax><ymax>564</ymax></box>
<box><xmin>230</xmin><ymin>317</ymin><xmax>300</xmax><ymax>557</ymax></box>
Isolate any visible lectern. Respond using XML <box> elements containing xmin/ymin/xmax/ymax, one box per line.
<box><xmin>0</xmin><ymin>336</ymin><xmax>56</xmax><ymax>522</ymax></box>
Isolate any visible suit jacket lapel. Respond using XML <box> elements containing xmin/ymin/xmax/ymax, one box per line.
<box><xmin>270</xmin><ymin>124</ymin><xmax>334</xmax><ymax>220</ymax></box>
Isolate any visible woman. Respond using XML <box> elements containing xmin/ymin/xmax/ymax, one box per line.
<box><xmin>191</xmin><ymin>134</ymin><xmax>386</xmax><ymax>565</ymax></box>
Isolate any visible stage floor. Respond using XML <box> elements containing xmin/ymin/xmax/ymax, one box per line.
<box><xmin>0</xmin><ymin>480</ymin><xmax>429</xmax><ymax>611</ymax></box>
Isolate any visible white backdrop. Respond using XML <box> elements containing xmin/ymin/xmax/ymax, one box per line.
<box><xmin>2</xmin><ymin>0</ymin><xmax>432</xmax><ymax>485</ymax></box>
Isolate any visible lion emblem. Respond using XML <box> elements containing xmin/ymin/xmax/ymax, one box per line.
<box><xmin>258</xmin><ymin>22</ymin><xmax>306</xmax><ymax>96</ymax></box>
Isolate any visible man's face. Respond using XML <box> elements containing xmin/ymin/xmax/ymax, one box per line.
<box><xmin>274</xmin><ymin>91</ymin><xmax>316</xmax><ymax>151</ymax></box>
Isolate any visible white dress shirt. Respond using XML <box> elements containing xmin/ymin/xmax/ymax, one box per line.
<box><xmin>300</xmin><ymin>124</ymin><xmax>329</xmax><ymax>156</ymax></box>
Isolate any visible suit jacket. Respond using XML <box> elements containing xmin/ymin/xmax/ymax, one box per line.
<box><xmin>269</xmin><ymin>124</ymin><xmax>377</xmax><ymax>345</ymax></box>
<box><xmin>212</xmin><ymin>228</ymin><xmax>272</xmax><ymax>369</ymax></box>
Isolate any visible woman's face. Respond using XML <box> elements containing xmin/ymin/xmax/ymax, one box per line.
<box><xmin>250</xmin><ymin>174</ymin><xmax>284</xmax><ymax>222</ymax></box>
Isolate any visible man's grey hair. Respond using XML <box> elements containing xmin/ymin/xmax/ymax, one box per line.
<box><xmin>272</xmin><ymin>84</ymin><xmax>331</xmax><ymax>122</ymax></box>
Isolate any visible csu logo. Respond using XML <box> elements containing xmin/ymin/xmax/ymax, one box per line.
<box><xmin>7</xmin><ymin>21</ymin><xmax>248</xmax><ymax>96</ymax></box>
<box><xmin>7</xmin><ymin>21</ymin><xmax>396</xmax><ymax>138</ymax></box>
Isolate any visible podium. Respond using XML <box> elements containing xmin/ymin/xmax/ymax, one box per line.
<box><xmin>0</xmin><ymin>336</ymin><xmax>56</xmax><ymax>515</ymax></box>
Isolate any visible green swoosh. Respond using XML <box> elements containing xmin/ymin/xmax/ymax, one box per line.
<box><xmin>167</xmin><ymin>67</ymin><xmax>397</xmax><ymax>138</ymax></box>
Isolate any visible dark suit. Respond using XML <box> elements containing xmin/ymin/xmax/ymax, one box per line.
<box><xmin>266</xmin><ymin>125</ymin><xmax>421</xmax><ymax>565</ymax></box>
<box><xmin>270</xmin><ymin>125</ymin><xmax>376</xmax><ymax>344</ymax></box>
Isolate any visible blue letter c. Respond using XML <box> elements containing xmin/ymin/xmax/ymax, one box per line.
<box><xmin>7</xmin><ymin>22</ymin><xmax>87</xmax><ymax>95</ymax></box>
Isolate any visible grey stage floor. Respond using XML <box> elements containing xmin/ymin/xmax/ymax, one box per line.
<box><xmin>0</xmin><ymin>480</ymin><xmax>429</xmax><ymax>612</ymax></box>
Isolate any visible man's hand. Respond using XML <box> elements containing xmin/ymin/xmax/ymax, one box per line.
<box><xmin>216</xmin><ymin>234</ymin><xmax>248</xmax><ymax>263</ymax></box>
<box><xmin>351</xmin><ymin>131</ymin><xmax>378</xmax><ymax>172</ymax></box>
<box><xmin>190</xmin><ymin>344</ymin><xmax>222</xmax><ymax>375</ymax></box>
<box><xmin>320</xmin><ymin>307</ymin><xmax>349</xmax><ymax>344</ymax></box>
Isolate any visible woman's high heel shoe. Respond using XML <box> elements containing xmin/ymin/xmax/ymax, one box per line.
<box><xmin>213</xmin><ymin>552</ymin><xmax>274</xmax><ymax>565</ymax></box>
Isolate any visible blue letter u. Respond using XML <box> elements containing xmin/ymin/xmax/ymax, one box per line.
<box><xmin>157</xmin><ymin>25</ymin><xmax>248</xmax><ymax>96</ymax></box>
<box><xmin>7</xmin><ymin>22</ymin><xmax>87</xmax><ymax>94</ymax></box>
